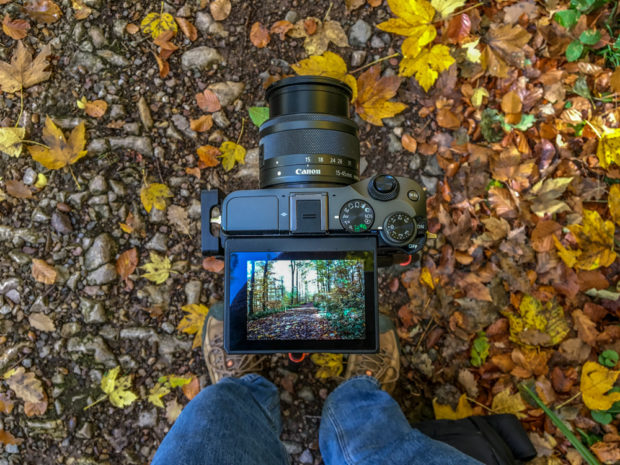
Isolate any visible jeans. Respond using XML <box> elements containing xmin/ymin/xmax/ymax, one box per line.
<box><xmin>151</xmin><ymin>374</ymin><xmax>483</xmax><ymax>465</ymax></box>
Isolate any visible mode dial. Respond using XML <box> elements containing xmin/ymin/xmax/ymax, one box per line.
<box><xmin>368</xmin><ymin>174</ymin><xmax>400</xmax><ymax>201</ymax></box>
<box><xmin>383</xmin><ymin>212</ymin><xmax>416</xmax><ymax>245</ymax></box>
<box><xmin>340</xmin><ymin>200</ymin><xmax>375</xmax><ymax>233</ymax></box>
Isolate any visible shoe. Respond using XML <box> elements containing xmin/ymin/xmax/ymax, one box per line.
<box><xmin>344</xmin><ymin>314</ymin><xmax>400</xmax><ymax>393</ymax></box>
<box><xmin>202</xmin><ymin>302</ymin><xmax>267</xmax><ymax>384</ymax></box>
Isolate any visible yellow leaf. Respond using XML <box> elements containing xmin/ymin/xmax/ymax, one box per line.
<box><xmin>377</xmin><ymin>0</ymin><xmax>435</xmax><ymax>39</ymax></box>
<box><xmin>503</xmin><ymin>294</ymin><xmax>569</xmax><ymax>347</ymax></box>
<box><xmin>580</xmin><ymin>361</ymin><xmax>620</xmax><ymax>411</ymax></box>
<box><xmin>34</xmin><ymin>173</ymin><xmax>47</xmax><ymax>189</ymax></box>
<box><xmin>0</xmin><ymin>127</ymin><xmax>25</xmax><ymax>157</ymax></box>
<box><xmin>399</xmin><ymin>44</ymin><xmax>454</xmax><ymax>91</ymax></box>
<box><xmin>165</xmin><ymin>398</ymin><xmax>183</xmax><ymax>423</ymax></box>
<box><xmin>419</xmin><ymin>266</ymin><xmax>435</xmax><ymax>290</ymax></box>
<box><xmin>292</xmin><ymin>51</ymin><xmax>357</xmax><ymax>102</ymax></box>
<box><xmin>3</xmin><ymin>367</ymin><xmax>45</xmax><ymax>403</ymax></box>
<box><xmin>76</xmin><ymin>96</ymin><xmax>86</xmax><ymax>109</ymax></box>
<box><xmin>140</xmin><ymin>182</ymin><xmax>172</xmax><ymax>213</ymax></box>
<box><xmin>353</xmin><ymin>65</ymin><xmax>407</xmax><ymax>126</ymax></box>
<box><xmin>597</xmin><ymin>126</ymin><xmax>620</xmax><ymax>170</ymax></box>
<box><xmin>610</xmin><ymin>184</ymin><xmax>620</xmax><ymax>226</ymax></box>
<box><xmin>462</xmin><ymin>39</ymin><xmax>481</xmax><ymax>63</ymax></box>
<box><xmin>219</xmin><ymin>141</ymin><xmax>246</xmax><ymax>172</ymax></box>
<box><xmin>310</xmin><ymin>353</ymin><xmax>344</xmax><ymax>379</ymax></box>
<box><xmin>140</xmin><ymin>11</ymin><xmax>177</xmax><ymax>39</ymax></box>
<box><xmin>491</xmin><ymin>390</ymin><xmax>526</xmax><ymax>419</ymax></box>
<box><xmin>167</xmin><ymin>375</ymin><xmax>193</xmax><ymax>388</ymax></box>
<box><xmin>527</xmin><ymin>177</ymin><xmax>573</xmax><ymax>217</ymax></box>
<box><xmin>147</xmin><ymin>383</ymin><xmax>170</xmax><ymax>408</ymax></box>
<box><xmin>140</xmin><ymin>251</ymin><xmax>172</xmax><ymax>284</ymax></box>
<box><xmin>433</xmin><ymin>394</ymin><xmax>473</xmax><ymax>420</ymax></box>
<box><xmin>177</xmin><ymin>304</ymin><xmax>209</xmax><ymax>349</ymax></box>
<box><xmin>71</xmin><ymin>0</ymin><xmax>92</xmax><ymax>20</ymax></box>
<box><xmin>554</xmin><ymin>210</ymin><xmax>616</xmax><ymax>271</ymax></box>
<box><xmin>471</xmin><ymin>87</ymin><xmax>488</xmax><ymax>108</ymax></box>
<box><xmin>101</xmin><ymin>366</ymin><xmax>137</xmax><ymax>408</ymax></box>
<box><xmin>0</xmin><ymin>41</ymin><xmax>52</xmax><ymax>93</ymax></box>
<box><xmin>431</xmin><ymin>0</ymin><xmax>465</xmax><ymax>19</ymax></box>
<box><xmin>27</xmin><ymin>117</ymin><xmax>88</xmax><ymax>170</ymax></box>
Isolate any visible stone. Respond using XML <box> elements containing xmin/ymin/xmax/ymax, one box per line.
<box><xmin>420</xmin><ymin>175</ymin><xmax>438</xmax><ymax>195</ymax></box>
<box><xmin>23</xmin><ymin>168</ymin><xmax>37</xmax><ymax>185</ymax></box>
<box><xmin>207</xmin><ymin>81</ymin><xmax>245</xmax><ymax>106</ymax></box>
<box><xmin>86</xmin><ymin>264</ymin><xmax>118</xmax><ymax>285</ymax></box>
<box><xmin>85</xmin><ymin>233</ymin><xmax>117</xmax><ymax>270</ymax></box>
<box><xmin>349</xmin><ymin>19</ymin><xmax>372</xmax><ymax>47</ymax></box>
<box><xmin>370</xmin><ymin>35</ymin><xmax>385</xmax><ymax>48</ymax></box>
<box><xmin>297</xmin><ymin>387</ymin><xmax>315</xmax><ymax>402</ymax></box>
<box><xmin>208</xmin><ymin>22</ymin><xmax>228</xmax><ymax>38</ymax></box>
<box><xmin>71</xmin><ymin>51</ymin><xmax>105</xmax><ymax>73</ymax></box>
<box><xmin>384</xmin><ymin>114</ymin><xmax>405</xmax><ymax>128</ymax></box>
<box><xmin>60</xmin><ymin>322</ymin><xmax>81</xmax><ymax>338</ymax></box>
<box><xmin>138</xmin><ymin>409</ymin><xmax>158</xmax><ymax>428</ymax></box>
<box><xmin>80</xmin><ymin>298</ymin><xmax>107</xmax><ymax>324</ymax></box>
<box><xmin>181</xmin><ymin>47</ymin><xmax>223</xmax><ymax>70</ymax></box>
<box><xmin>360</xmin><ymin>156</ymin><xmax>368</xmax><ymax>174</ymax></box>
<box><xmin>88</xmin><ymin>175</ymin><xmax>108</xmax><ymax>194</ymax></box>
<box><xmin>280</xmin><ymin>390</ymin><xmax>293</xmax><ymax>404</ymax></box>
<box><xmin>184</xmin><ymin>280</ymin><xmax>202</xmax><ymax>305</ymax></box>
<box><xmin>87</xmin><ymin>138</ymin><xmax>109</xmax><ymax>155</ymax></box>
<box><xmin>66</xmin><ymin>335</ymin><xmax>116</xmax><ymax>366</ymax></box>
<box><xmin>282</xmin><ymin>441</ymin><xmax>302</xmax><ymax>455</ymax></box>
<box><xmin>171</xmin><ymin>114</ymin><xmax>196</xmax><ymax>138</ymax></box>
<box><xmin>5</xmin><ymin>289</ymin><xmax>19</xmax><ymax>304</ymax></box>
<box><xmin>108</xmin><ymin>136</ymin><xmax>153</xmax><ymax>157</ymax></box>
<box><xmin>109</xmin><ymin>104</ymin><xmax>126</xmax><ymax>119</ymax></box>
<box><xmin>9</xmin><ymin>250</ymin><xmax>30</xmax><ymax>265</ymax></box>
<box><xmin>76</xmin><ymin>422</ymin><xmax>94</xmax><ymax>439</ymax></box>
<box><xmin>408</xmin><ymin>154</ymin><xmax>422</xmax><ymax>171</ymax></box>
<box><xmin>146</xmin><ymin>232</ymin><xmax>167</xmax><ymax>252</ymax></box>
<box><xmin>0</xmin><ymin>277</ymin><xmax>20</xmax><ymax>295</ymax></box>
<box><xmin>88</xmin><ymin>27</ymin><xmax>106</xmax><ymax>48</ymax></box>
<box><xmin>51</xmin><ymin>211</ymin><xmax>73</xmax><ymax>234</ymax></box>
<box><xmin>212</xmin><ymin>111</ymin><xmax>230</xmax><ymax>128</ymax></box>
<box><xmin>97</xmin><ymin>49</ymin><xmax>130</xmax><ymax>67</ymax></box>
<box><xmin>195</xmin><ymin>11</ymin><xmax>213</xmax><ymax>32</ymax></box>
<box><xmin>351</xmin><ymin>50</ymin><xmax>366</xmax><ymax>67</ymax></box>
<box><xmin>387</xmin><ymin>133</ymin><xmax>402</xmax><ymax>153</ymax></box>
<box><xmin>299</xmin><ymin>449</ymin><xmax>313</xmax><ymax>464</ymax></box>
<box><xmin>32</xmin><ymin>208</ymin><xmax>50</xmax><ymax>222</ymax></box>
<box><xmin>236</xmin><ymin>147</ymin><xmax>259</xmax><ymax>178</ymax></box>
<box><xmin>424</xmin><ymin>156</ymin><xmax>444</xmax><ymax>176</ymax></box>
<box><xmin>137</xmin><ymin>96</ymin><xmax>153</xmax><ymax>130</ymax></box>
<box><xmin>284</xmin><ymin>10</ymin><xmax>298</xmax><ymax>23</ymax></box>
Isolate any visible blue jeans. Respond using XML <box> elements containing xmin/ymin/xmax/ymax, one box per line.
<box><xmin>151</xmin><ymin>375</ymin><xmax>482</xmax><ymax>465</ymax></box>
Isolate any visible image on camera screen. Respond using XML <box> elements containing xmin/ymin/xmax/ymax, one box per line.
<box><xmin>244</xmin><ymin>258</ymin><xmax>366</xmax><ymax>341</ymax></box>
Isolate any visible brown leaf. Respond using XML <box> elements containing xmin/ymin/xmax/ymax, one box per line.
<box><xmin>153</xmin><ymin>52</ymin><xmax>169</xmax><ymax>78</ymax></box>
<box><xmin>24</xmin><ymin>395</ymin><xmax>47</xmax><ymax>417</ymax></box>
<box><xmin>531</xmin><ymin>220</ymin><xmax>562</xmax><ymax>252</ymax></box>
<box><xmin>24</xmin><ymin>0</ymin><xmax>62</xmax><ymax>24</ymax></box>
<box><xmin>84</xmin><ymin>99</ymin><xmax>107</xmax><ymax>118</ymax></box>
<box><xmin>126</xmin><ymin>23</ymin><xmax>140</xmax><ymax>34</ymax></box>
<box><xmin>4</xmin><ymin>367</ymin><xmax>45</xmax><ymax>403</ymax></box>
<box><xmin>6</xmin><ymin>180</ymin><xmax>32</xmax><ymax>199</ymax></box>
<box><xmin>195</xmin><ymin>89</ymin><xmax>221</xmax><ymax>112</ymax></box>
<box><xmin>354</xmin><ymin>65</ymin><xmax>407</xmax><ymax>126</ymax></box>
<box><xmin>190</xmin><ymin>115</ymin><xmax>213</xmax><ymax>132</ymax></box>
<box><xmin>446</xmin><ymin>14</ymin><xmax>470</xmax><ymax>44</ymax></box>
<box><xmin>577</xmin><ymin>270</ymin><xmax>609</xmax><ymax>291</ymax></box>
<box><xmin>436</xmin><ymin>108</ymin><xmax>461</xmax><ymax>129</ymax></box>
<box><xmin>0</xmin><ymin>41</ymin><xmax>52</xmax><ymax>93</ymax></box>
<box><xmin>182</xmin><ymin>376</ymin><xmax>200</xmax><ymax>400</ymax></box>
<box><xmin>401</xmin><ymin>134</ymin><xmax>417</xmax><ymax>153</ymax></box>
<box><xmin>345</xmin><ymin>0</ymin><xmax>366</xmax><ymax>10</ymax></box>
<box><xmin>551</xmin><ymin>366</ymin><xmax>577</xmax><ymax>393</ymax></box>
<box><xmin>2</xmin><ymin>14</ymin><xmax>31</xmax><ymax>40</ymax></box>
<box><xmin>210</xmin><ymin>0</ymin><xmax>231</xmax><ymax>21</ymax></box>
<box><xmin>0</xmin><ymin>429</ymin><xmax>23</xmax><ymax>445</ymax></box>
<box><xmin>27</xmin><ymin>117</ymin><xmax>88</xmax><ymax>170</ymax></box>
<box><xmin>197</xmin><ymin>145</ymin><xmax>221</xmax><ymax>168</ymax></box>
<box><xmin>175</xmin><ymin>17</ymin><xmax>197</xmax><ymax>41</ymax></box>
<box><xmin>0</xmin><ymin>393</ymin><xmax>15</xmax><ymax>414</ymax></box>
<box><xmin>482</xmin><ymin>25</ymin><xmax>531</xmax><ymax>78</ymax></box>
<box><xmin>591</xmin><ymin>441</ymin><xmax>620</xmax><ymax>464</ymax></box>
<box><xmin>611</xmin><ymin>68</ymin><xmax>620</xmax><ymax>94</ymax></box>
<box><xmin>28</xmin><ymin>312</ymin><xmax>55</xmax><ymax>332</ymax></box>
<box><xmin>250</xmin><ymin>22</ymin><xmax>270</xmax><ymax>48</ymax></box>
<box><xmin>32</xmin><ymin>258</ymin><xmax>58</xmax><ymax>286</ymax></box>
<box><xmin>202</xmin><ymin>256</ymin><xmax>224</xmax><ymax>273</ymax></box>
<box><xmin>571</xmin><ymin>309</ymin><xmax>598</xmax><ymax>346</ymax></box>
<box><xmin>534</xmin><ymin>376</ymin><xmax>556</xmax><ymax>405</ymax></box>
<box><xmin>116</xmin><ymin>248</ymin><xmax>138</xmax><ymax>283</ymax></box>
<box><xmin>270</xmin><ymin>20</ymin><xmax>293</xmax><ymax>40</ymax></box>
<box><xmin>167</xmin><ymin>205</ymin><xmax>190</xmax><ymax>235</ymax></box>
<box><xmin>488</xmin><ymin>187</ymin><xmax>517</xmax><ymax>218</ymax></box>
<box><xmin>186</xmin><ymin>167</ymin><xmax>201</xmax><ymax>179</ymax></box>
<box><xmin>501</xmin><ymin>91</ymin><xmax>522</xmax><ymax>114</ymax></box>
<box><xmin>72</xmin><ymin>0</ymin><xmax>92</xmax><ymax>20</ymax></box>
<box><xmin>304</xmin><ymin>17</ymin><xmax>318</xmax><ymax>35</ymax></box>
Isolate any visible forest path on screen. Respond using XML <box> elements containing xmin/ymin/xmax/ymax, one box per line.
<box><xmin>247</xmin><ymin>303</ymin><xmax>340</xmax><ymax>340</ymax></box>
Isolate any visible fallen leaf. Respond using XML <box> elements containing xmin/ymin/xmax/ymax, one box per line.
<box><xmin>197</xmin><ymin>145</ymin><xmax>221</xmax><ymax>168</ymax></box>
<box><xmin>167</xmin><ymin>205</ymin><xmax>190</xmax><ymax>235</ymax></box>
<box><xmin>0</xmin><ymin>430</ymin><xmax>23</xmax><ymax>445</ymax></box>
<box><xmin>377</xmin><ymin>0</ymin><xmax>436</xmax><ymax>50</ymax></box>
<box><xmin>0</xmin><ymin>41</ymin><xmax>52</xmax><ymax>93</ymax></box>
<box><xmin>202</xmin><ymin>256</ymin><xmax>224</xmax><ymax>272</ymax></box>
<box><xmin>610</xmin><ymin>68</ymin><xmax>620</xmax><ymax>94</ymax></box>
<box><xmin>100</xmin><ymin>366</ymin><xmax>137</xmax><ymax>408</ymax></box>
<box><xmin>165</xmin><ymin>398</ymin><xmax>183</xmax><ymax>423</ymax></box>
<box><xmin>609</xmin><ymin>184</ymin><xmax>620</xmax><ymax>226</ymax></box>
<box><xmin>250</xmin><ymin>22</ymin><xmax>270</xmax><ymax>48</ymax></box>
<box><xmin>182</xmin><ymin>376</ymin><xmax>200</xmax><ymax>400</ymax></box>
<box><xmin>591</xmin><ymin>442</ymin><xmax>620</xmax><ymax>464</ymax></box>
<box><xmin>572</xmin><ymin>310</ymin><xmax>598</xmax><ymax>347</ymax></box>
<box><xmin>471</xmin><ymin>87</ymin><xmax>488</xmax><ymax>107</ymax></box>
<box><xmin>470</xmin><ymin>332</ymin><xmax>489</xmax><ymax>367</ymax></box>
<box><xmin>354</xmin><ymin>65</ymin><xmax>407</xmax><ymax>126</ymax></box>
<box><xmin>190</xmin><ymin>115</ymin><xmax>213</xmax><ymax>132</ymax></box>
<box><xmin>436</xmin><ymin>107</ymin><xmax>461</xmax><ymax>129</ymax></box>
<box><xmin>195</xmin><ymin>89</ymin><xmax>221</xmax><ymax>112</ymax></box>
<box><xmin>23</xmin><ymin>0</ymin><xmax>62</xmax><ymax>24</ymax></box>
<box><xmin>491</xmin><ymin>390</ymin><xmax>526</xmax><ymax>418</ymax></box>
<box><xmin>178</xmin><ymin>304</ymin><xmax>209</xmax><ymax>349</ymax></box>
<box><xmin>140</xmin><ymin>11</ymin><xmax>177</xmax><ymax>39</ymax></box>
<box><xmin>270</xmin><ymin>20</ymin><xmax>293</xmax><ymax>40</ymax></box>
<box><xmin>399</xmin><ymin>44</ymin><xmax>454</xmax><ymax>91</ymax></box>
<box><xmin>153</xmin><ymin>52</ymin><xmax>169</xmax><ymax>78</ymax></box>
<box><xmin>0</xmin><ymin>127</ymin><xmax>26</xmax><ymax>157</ymax></box>
<box><xmin>116</xmin><ymin>248</ymin><xmax>138</xmax><ymax>284</ymax></box>
<box><xmin>310</xmin><ymin>353</ymin><xmax>344</xmax><ymax>378</ymax></box>
<box><xmin>77</xmin><ymin>97</ymin><xmax>107</xmax><ymax>118</ymax></box>
<box><xmin>175</xmin><ymin>17</ymin><xmax>197</xmax><ymax>41</ymax></box>
<box><xmin>481</xmin><ymin>24</ymin><xmax>531</xmax><ymax>78</ymax></box>
<box><xmin>6</xmin><ymin>180</ymin><xmax>32</xmax><ymax>199</ymax></box>
<box><xmin>28</xmin><ymin>312</ymin><xmax>55</xmax><ymax>332</ymax></box>
<box><xmin>2</xmin><ymin>15</ymin><xmax>31</xmax><ymax>40</ymax></box>
<box><xmin>210</xmin><ymin>0</ymin><xmax>231</xmax><ymax>21</ymax></box>
<box><xmin>27</xmin><ymin>117</ymin><xmax>88</xmax><ymax>170</ymax></box>
<box><xmin>24</xmin><ymin>396</ymin><xmax>47</xmax><ymax>417</ymax></box>
<box><xmin>140</xmin><ymin>182</ymin><xmax>172</xmax><ymax>213</ymax></box>
<box><xmin>401</xmin><ymin>134</ymin><xmax>418</xmax><ymax>152</ymax></box>
<box><xmin>3</xmin><ymin>367</ymin><xmax>45</xmax><ymax>403</ymax></box>
<box><xmin>501</xmin><ymin>91</ymin><xmax>522</xmax><ymax>114</ymax></box>
<box><xmin>147</xmin><ymin>383</ymin><xmax>170</xmax><ymax>408</ymax></box>
<box><xmin>31</xmin><ymin>258</ymin><xmax>57</xmax><ymax>284</ymax></box>
<box><xmin>579</xmin><ymin>361</ymin><xmax>620</xmax><ymax>411</ymax></box>
<box><xmin>292</xmin><ymin>52</ymin><xmax>357</xmax><ymax>101</ymax></box>
<box><xmin>446</xmin><ymin>14</ymin><xmax>470</xmax><ymax>43</ymax></box>
<box><xmin>526</xmin><ymin>177</ymin><xmax>573</xmax><ymax>217</ymax></box>
<box><xmin>140</xmin><ymin>252</ymin><xmax>172</xmax><ymax>284</ymax></box>
<box><xmin>126</xmin><ymin>23</ymin><xmax>139</xmax><ymax>34</ymax></box>
<box><xmin>289</xmin><ymin>18</ymin><xmax>349</xmax><ymax>56</ymax></box>
<box><xmin>248</xmin><ymin>106</ymin><xmax>269</xmax><ymax>127</ymax></box>
<box><xmin>219</xmin><ymin>141</ymin><xmax>246</xmax><ymax>171</ymax></box>
<box><xmin>433</xmin><ymin>394</ymin><xmax>474</xmax><ymax>420</ymax></box>
<box><xmin>597</xmin><ymin>126</ymin><xmax>620</xmax><ymax>170</ymax></box>
<box><xmin>71</xmin><ymin>0</ymin><xmax>91</xmax><ymax>20</ymax></box>
<box><xmin>503</xmin><ymin>294</ymin><xmax>569</xmax><ymax>347</ymax></box>
<box><xmin>0</xmin><ymin>393</ymin><xmax>15</xmax><ymax>414</ymax></box>
<box><xmin>431</xmin><ymin>0</ymin><xmax>465</xmax><ymax>19</ymax></box>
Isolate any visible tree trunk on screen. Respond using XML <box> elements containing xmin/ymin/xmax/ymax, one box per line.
<box><xmin>248</xmin><ymin>260</ymin><xmax>255</xmax><ymax>315</ymax></box>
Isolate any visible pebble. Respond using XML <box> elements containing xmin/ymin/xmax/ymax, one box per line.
<box><xmin>146</xmin><ymin>232</ymin><xmax>168</xmax><ymax>252</ymax></box>
<box><xmin>87</xmin><ymin>138</ymin><xmax>109</xmax><ymax>155</ymax></box>
<box><xmin>370</xmin><ymin>35</ymin><xmax>385</xmax><ymax>48</ymax></box>
<box><xmin>5</xmin><ymin>289</ymin><xmax>19</xmax><ymax>304</ymax></box>
<box><xmin>8</xmin><ymin>250</ymin><xmax>30</xmax><ymax>265</ymax></box>
<box><xmin>408</xmin><ymin>154</ymin><xmax>422</xmax><ymax>171</ymax></box>
<box><xmin>85</xmin><ymin>233</ymin><xmax>117</xmax><ymax>270</ymax></box>
<box><xmin>97</xmin><ymin>49</ymin><xmax>130</xmax><ymax>67</ymax></box>
<box><xmin>387</xmin><ymin>133</ymin><xmax>402</xmax><ymax>153</ymax></box>
<box><xmin>138</xmin><ymin>409</ymin><xmax>158</xmax><ymax>428</ymax></box>
<box><xmin>284</xmin><ymin>10</ymin><xmax>298</xmax><ymax>23</ymax></box>
<box><xmin>109</xmin><ymin>136</ymin><xmax>154</xmax><ymax>157</ymax></box>
<box><xmin>171</xmin><ymin>114</ymin><xmax>196</xmax><ymax>138</ymax></box>
<box><xmin>109</xmin><ymin>104</ymin><xmax>126</xmax><ymax>119</ymax></box>
<box><xmin>138</xmin><ymin>96</ymin><xmax>153</xmax><ymax>130</ymax></box>
<box><xmin>350</xmin><ymin>50</ymin><xmax>366</xmax><ymax>67</ymax></box>
<box><xmin>184</xmin><ymin>280</ymin><xmax>202</xmax><ymax>305</ymax></box>
<box><xmin>349</xmin><ymin>19</ymin><xmax>372</xmax><ymax>47</ymax></box>
<box><xmin>280</xmin><ymin>391</ymin><xmax>293</xmax><ymax>404</ymax></box>
<box><xmin>88</xmin><ymin>27</ymin><xmax>106</xmax><ymax>48</ymax></box>
<box><xmin>299</xmin><ymin>449</ymin><xmax>313</xmax><ymax>464</ymax></box>
<box><xmin>86</xmin><ymin>264</ymin><xmax>118</xmax><ymax>285</ymax></box>
<box><xmin>23</xmin><ymin>168</ymin><xmax>37</xmax><ymax>185</ymax></box>
<box><xmin>51</xmin><ymin>211</ymin><xmax>73</xmax><ymax>234</ymax></box>
<box><xmin>32</xmin><ymin>208</ymin><xmax>50</xmax><ymax>223</ymax></box>
<box><xmin>88</xmin><ymin>175</ymin><xmax>108</xmax><ymax>194</ymax></box>
<box><xmin>212</xmin><ymin>111</ymin><xmax>230</xmax><ymax>128</ymax></box>
<box><xmin>181</xmin><ymin>47</ymin><xmax>223</xmax><ymax>70</ymax></box>
<box><xmin>235</xmin><ymin>147</ymin><xmax>259</xmax><ymax>178</ymax></box>
<box><xmin>424</xmin><ymin>156</ymin><xmax>444</xmax><ymax>176</ymax></box>
<box><xmin>60</xmin><ymin>322</ymin><xmax>81</xmax><ymax>338</ymax></box>
<box><xmin>71</xmin><ymin>51</ymin><xmax>106</xmax><ymax>73</ymax></box>
<box><xmin>208</xmin><ymin>81</ymin><xmax>245</xmax><ymax>106</ymax></box>
<box><xmin>194</xmin><ymin>11</ymin><xmax>213</xmax><ymax>33</ymax></box>
<box><xmin>297</xmin><ymin>386</ymin><xmax>315</xmax><ymax>402</ymax></box>
<box><xmin>0</xmin><ymin>278</ymin><xmax>20</xmax><ymax>295</ymax></box>
<box><xmin>360</xmin><ymin>157</ymin><xmax>368</xmax><ymax>174</ymax></box>
<box><xmin>80</xmin><ymin>298</ymin><xmax>107</xmax><ymax>324</ymax></box>
<box><xmin>420</xmin><ymin>175</ymin><xmax>438</xmax><ymax>195</ymax></box>
<box><xmin>66</xmin><ymin>335</ymin><xmax>116</xmax><ymax>366</ymax></box>
<box><xmin>76</xmin><ymin>422</ymin><xmax>94</xmax><ymax>439</ymax></box>
<box><xmin>282</xmin><ymin>441</ymin><xmax>303</xmax><ymax>455</ymax></box>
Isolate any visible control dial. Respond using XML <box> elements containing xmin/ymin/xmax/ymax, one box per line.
<box><xmin>340</xmin><ymin>200</ymin><xmax>375</xmax><ymax>233</ymax></box>
<box><xmin>368</xmin><ymin>174</ymin><xmax>400</xmax><ymax>201</ymax></box>
<box><xmin>383</xmin><ymin>212</ymin><xmax>416</xmax><ymax>244</ymax></box>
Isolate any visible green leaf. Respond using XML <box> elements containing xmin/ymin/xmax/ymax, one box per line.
<box><xmin>470</xmin><ymin>332</ymin><xmax>489</xmax><ymax>367</ymax></box>
<box><xmin>577</xmin><ymin>428</ymin><xmax>602</xmax><ymax>448</ymax></box>
<box><xmin>554</xmin><ymin>9</ymin><xmax>580</xmax><ymax>28</ymax></box>
<box><xmin>572</xmin><ymin>75</ymin><xmax>592</xmax><ymax>100</ymax></box>
<box><xmin>579</xmin><ymin>30</ymin><xmax>601</xmax><ymax>45</ymax></box>
<box><xmin>566</xmin><ymin>40</ymin><xmax>584</xmax><ymax>62</ymax></box>
<box><xmin>512</xmin><ymin>114</ymin><xmax>536</xmax><ymax>131</ymax></box>
<box><xmin>570</xmin><ymin>0</ymin><xmax>595</xmax><ymax>12</ymax></box>
<box><xmin>591</xmin><ymin>410</ymin><xmax>613</xmax><ymax>424</ymax></box>
<box><xmin>248</xmin><ymin>107</ymin><xmax>270</xmax><ymax>127</ymax></box>
<box><xmin>598</xmin><ymin>349</ymin><xmax>619</xmax><ymax>368</ymax></box>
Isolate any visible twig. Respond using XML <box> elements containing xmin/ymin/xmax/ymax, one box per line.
<box><xmin>351</xmin><ymin>53</ymin><xmax>400</xmax><ymax>74</ymax></box>
<box><xmin>236</xmin><ymin>117</ymin><xmax>245</xmax><ymax>145</ymax></box>
<box><xmin>15</xmin><ymin>88</ymin><xmax>24</xmax><ymax>128</ymax></box>
<box><xmin>83</xmin><ymin>394</ymin><xmax>107</xmax><ymax>410</ymax></box>
<box><xmin>466</xmin><ymin>396</ymin><xmax>495</xmax><ymax>413</ymax></box>
<box><xmin>433</xmin><ymin>2</ymin><xmax>484</xmax><ymax>24</ymax></box>
<box><xmin>555</xmin><ymin>391</ymin><xmax>582</xmax><ymax>410</ymax></box>
<box><xmin>68</xmin><ymin>165</ymin><xmax>81</xmax><ymax>190</ymax></box>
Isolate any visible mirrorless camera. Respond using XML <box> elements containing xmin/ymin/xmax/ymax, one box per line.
<box><xmin>201</xmin><ymin>76</ymin><xmax>427</xmax><ymax>354</ymax></box>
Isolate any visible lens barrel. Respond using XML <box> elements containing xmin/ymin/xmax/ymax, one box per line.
<box><xmin>259</xmin><ymin>76</ymin><xmax>360</xmax><ymax>188</ymax></box>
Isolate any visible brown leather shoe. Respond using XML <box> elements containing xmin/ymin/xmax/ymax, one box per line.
<box><xmin>344</xmin><ymin>315</ymin><xmax>400</xmax><ymax>393</ymax></box>
<box><xmin>202</xmin><ymin>302</ymin><xmax>267</xmax><ymax>384</ymax></box>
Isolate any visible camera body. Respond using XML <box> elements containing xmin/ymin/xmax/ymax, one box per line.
<box><xmin>201</xmin><ymin>76</ymin><xmax>427</xmax><ymax>354</ymax></box>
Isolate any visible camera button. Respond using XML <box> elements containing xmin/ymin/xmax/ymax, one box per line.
<box><xmin>407</xmin><ymin>190</ymin><xmax>420</xmax><ymax>201</ymax></box>
<box><xmin>368</xmin><ymin>174</ymin><xmax>399</xmax><ymax>201</ymax></box>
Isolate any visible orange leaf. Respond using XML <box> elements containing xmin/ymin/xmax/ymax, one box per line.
<box><xmin>24</xmin><ymin>0</ymin><xmax>62</xmax><ymax>24</ymax></box>
<box><xmin>24</xmin><ymin>393</ymin><xmax>47</xmax><ymax>417</ymax></box>
<box><xmin>501</xmin><ymin>91</ymin><xmax>522</xmax><ymax>114</ymax></box>
<box><xmin>126</xmin><ymin>23</ymin><xmax>140</xmax><ymax>34</ymax></box>
<box><xmin>182</xmin><ymin>376</ymin><xmax>200</xmax><ymax>400</ymax></box>
<box><xmin>197</xmin><ymin>145</ymin><xmax>221</xmax><ymax>168</ymax></box>
<box><xmin>2</xmin><ymin>14</ymin><xmax>31</xmax><ymax>40</ymax></box>
<box><xmin>250</xmin><ymin>22</ymin><xmax>270</xmax><ymax>48</ymax></box>
<box><xmin>210</xmin><ymin>0</ymin><xmax>231</xmax><ymax>21</ymax></box>
<box><xmin>32</xmin><ymin>258</ymin><xmax>57</xmax><ymax>284</ymax></box>
<box><xmin>202</xmin><ymin>256</ymin><xmax>224</xmax><ymax>273</ymax></box>
<box><xmin>6</xmin><ymin>180</ymin><xmax>32</xmax><ymax>199</ymax></box>
<box><xmin>446</xmin><ymin>14</ymin><xmax>470</xmax><ymax>44</ymax></box>
<box><xmin>303</xmin><ymin>17</ymin><xmax>318</xmax><ymax>35</ymax></box>
<box><xmin>195</xmin><ymin>89</ymin><xmax>221</xmax><ymax>112</ymax></box>
<box><xmin>270</xmin><ymin>20</ymin><xmax>293</xmax><ymax>40</ymax></box>
<box><xmin>84</xmin><ymin>99</ymin><xmax>108</xmax><ymax>118</ymax></box>
<box><xmin>436</xmin><ymin>108</ymin><xmax>461</xmax><ymax>129</ymax></box>
<box><xmin>0</xmin><ymin>393</ymin><xmax>15</xmax><ymax>414</ymax></box>
<box><xmin>190</xmin><ymin>115</ymin><xmax>213</xmax><ymax>132</ymax></box>
<box><xmin>153</xmin><ymin>52</ymin><xmax>169</xmax><ymax>78</ymax></box>
<box><xmin>116</xmin><ymin>248</ymin><xmax>138</xmax><ymax>283</ymax></box>
<box><xmin>353</xmin><ymin>65</ymin><xmax>407</xmax><ymax>126</ymax></box>
<box><xmin>185</xmin><ymin>167</ymin><xmax>201</xmax><ymax>179</ymax></box>
<box><xmin>0</xmin><ymin>429</ymin><xmax>23</xmax><ymax>445</ymax></box>
<box><xmin>175</xmin><ymin>17</ymin><xmax>197</xmax><ymax>41</ymax></box>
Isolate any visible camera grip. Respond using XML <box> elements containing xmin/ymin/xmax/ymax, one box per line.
<box><xmin>201</xmin><ymin>189</ymin><xmax>225</xmax><ymax>256</ymax></box>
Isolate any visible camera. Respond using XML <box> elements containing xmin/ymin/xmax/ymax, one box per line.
<box><xmin>201</xmin><ymin>76</ymin><xmax>427</xmax><ymax>354</ymax></box>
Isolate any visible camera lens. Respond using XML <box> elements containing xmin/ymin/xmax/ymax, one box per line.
<box><xmin>260</xmin><ymin>76</ymin><xmax>360</xmax><ymax>188</ymax></box>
